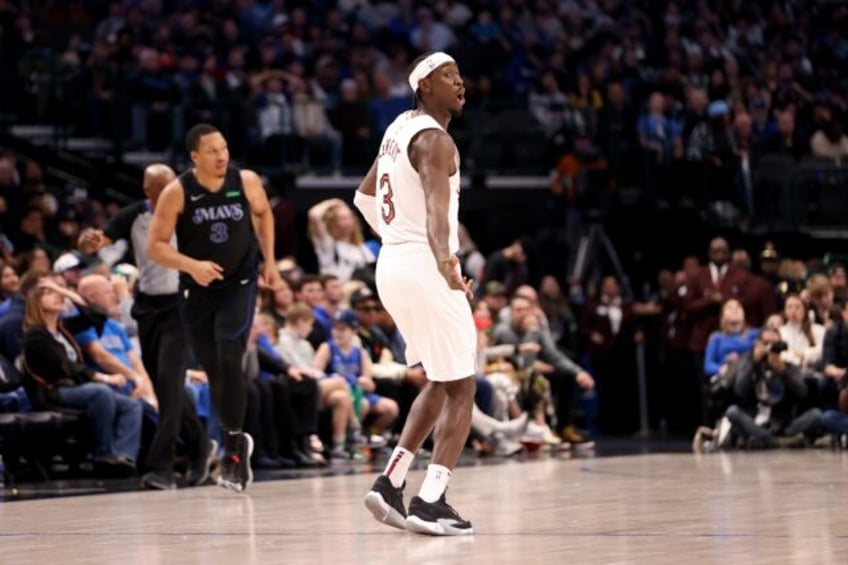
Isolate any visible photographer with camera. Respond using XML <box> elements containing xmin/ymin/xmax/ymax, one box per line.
<box><xmin>721</xmin><ymin>327</ymin><xmax>822</xmax><ymax>448</ymax></box>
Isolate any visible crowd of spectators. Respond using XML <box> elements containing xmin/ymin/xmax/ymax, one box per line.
<box><xmin>0</xmin><ymin>1</ymin><xmax>846</xmax><ymax>217</ymax></box>
<box><xmin>2</xmin><ymin>0</ymin><xmax>848</xmax><ymax>483</ymax></box>
<box><xmin>2</xmin><ymin>163</ymin><xmax>848</xmax><ymax>484</ymax></box>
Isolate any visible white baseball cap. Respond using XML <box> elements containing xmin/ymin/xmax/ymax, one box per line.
<box><xmin>53</xmin><ymin>252</ymin><xmax>82</xmax><ymax>273</ymax></box>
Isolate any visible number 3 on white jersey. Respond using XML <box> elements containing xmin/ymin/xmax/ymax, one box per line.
<box><xmin>379</xmin><ymin>173</ymin><xmax>395</xmax><ymax>225</ymax></box>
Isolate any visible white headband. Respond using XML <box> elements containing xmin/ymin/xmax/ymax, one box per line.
<box><xmin>408</xmin><ymin>52</ymin><xmax>456</xmax><ymax>92</ymax></box>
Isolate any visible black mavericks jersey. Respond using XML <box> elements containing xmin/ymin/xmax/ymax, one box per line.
<box><xmin>176</xmin><ymin>166</ymin><xmax>258</xmax><ymax>290</ymax></box>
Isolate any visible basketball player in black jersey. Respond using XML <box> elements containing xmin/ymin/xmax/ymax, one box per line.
<box><xmin>148</xmin><ymin>124</ymin><xmax>284</xmax><ymax>492</ymax></box>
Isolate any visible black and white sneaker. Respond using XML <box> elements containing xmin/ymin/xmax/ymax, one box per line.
<box><xmin>218</xmin><ymin>433</ymin><xmax>254</xmax><ymax>493</ymax></box>
<box><xmin>405</xmin><ymin>494</ymin><xmax>474</xmax><ymax>536</ymax></box>
<box><xmin>186</xmin><ymin>438</ymin><xmax>218</xmax><ymax>486</ymax></box>
<box><xmin>364</xmin><ymin>475</ymin><xmax>407</xmax><ymax>530</ymax></box>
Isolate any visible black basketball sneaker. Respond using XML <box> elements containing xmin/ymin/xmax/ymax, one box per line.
<box><xmin>364</xmin><ymin>475</ymin><xmax>407</xmax><ymax>530</ymax></box>
<box><xmin>218</xmin><ymin>432</ymin><xmax>254</xmax><ymax>493</ymax></box>
<box><xmin>405</xmin><ymin>493</ymin><xmax>474</xmax><ymax>536</ymax></box>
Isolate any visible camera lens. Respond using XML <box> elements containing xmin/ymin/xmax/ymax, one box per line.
<box><xmin>769</xmin><ymin>341</ymin><xmax>788</xmax><ymax>354</ymax></box>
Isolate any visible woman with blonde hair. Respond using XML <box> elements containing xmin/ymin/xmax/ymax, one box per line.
<box><xmin>703</xmin><ymin>299</ymin><xmax>760</xmax><ymax>377</ymax></box>
<box><xmin>307</xmin><ymin>198</ymin><xmax>375</xmax><ymax>281</ymax></box>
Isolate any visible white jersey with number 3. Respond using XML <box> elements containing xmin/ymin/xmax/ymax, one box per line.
<box><xmin>373</xmin><ymin>110</ymin><xmax>475</xmax><ymax>382</ymax></box>
<box><xmin>375</xmin><ymin>110</ymin><xmax>460</xmax><ymax>252</ymax></box>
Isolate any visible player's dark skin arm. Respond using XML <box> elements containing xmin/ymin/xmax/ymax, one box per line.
<box><xmin>411</xmin><ymin>129</ymin><xmax>453</xmax><ymax>261</ymax></box>
<box><xmin>410</xmin><ymin>129</ymin><xmax>471</xmax><ymax>297</ymax></box>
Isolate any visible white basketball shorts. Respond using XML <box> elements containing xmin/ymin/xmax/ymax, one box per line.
<box><xmin>376</xmin><ymin>243</ymin><xmax>477</xmax><ymax>382</ymax></box>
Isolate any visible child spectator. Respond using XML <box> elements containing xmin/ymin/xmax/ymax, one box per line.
<box><xmin>314</xmin><ymin>309</ymin><xmax>398</xmax><ymax>446</ymax></box>
<box><xmin>277</xmin><ymin>302</ymin><xmax>357</xmax><ymax>459</ymax></box>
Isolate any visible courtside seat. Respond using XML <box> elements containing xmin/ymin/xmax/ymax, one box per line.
<box><xmin>0</xmin><ymin>409</ymin><xmax>89</xmax><ymax>484</ymax></box>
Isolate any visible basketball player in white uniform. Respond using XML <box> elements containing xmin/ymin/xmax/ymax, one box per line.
<box><xmin>356</xmin><ymin>52</ymin><xmax>476</xmax><ymax>536</ymax></box>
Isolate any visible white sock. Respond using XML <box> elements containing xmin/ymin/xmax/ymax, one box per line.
<box><xmin>418</xmin><ymin>464</ymin><xmax>451</xmax><ymax>503</ymax></box>
<box><xmin>382</xmin><ymin>447</ymin><xmax>414</xmax><ymax>488</ymax></box>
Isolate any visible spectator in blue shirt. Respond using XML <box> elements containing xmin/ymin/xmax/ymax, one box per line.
<box><xmin>704</xmin><ymin>298</ymin><xmax>760</xmax><ymax>378</ymax></box>
<box><xmin>75</xmin><ymin>274</ymin><xmax>158</xmax><ymax>410</ymax></box>
<box><xmin>637</xmin><ymin>92</ymin><xmax>683</xmax><ymax>163</ymax></box>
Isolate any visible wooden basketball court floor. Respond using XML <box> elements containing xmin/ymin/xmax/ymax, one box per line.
<box><xmin>1</xmin><ymin>451</ymin><xmax>847</xmax><ymax>564</ymax></box>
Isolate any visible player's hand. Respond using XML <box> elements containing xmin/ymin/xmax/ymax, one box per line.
<box><xmin>437</xmin><ymin>256</ymin><xmax>473</xmax><ymax>299</ymax></box>
<box><xmin>189</xmin><ymin>260</ymin><xmax>224</xmax><ymax>287</ymax></box>
<box><xmin>259</xmin><ymin>262</ymin><xmax>284</xmax><ymax>291</ymax></box>
<box><xmin>78</xmin><ymin>228</ymin><xmax>106</xmax><ymax>255</ymax></box>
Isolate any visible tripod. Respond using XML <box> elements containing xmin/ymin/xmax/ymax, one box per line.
<box><xmin>567</xmin><ymin>212</ymin><xmax>632</xmax><ymax>300</ymax></box>
<box><xmin>567</xmin><ymin>212</ymin><xmax>650</xmax><ymax>438</ymax></box>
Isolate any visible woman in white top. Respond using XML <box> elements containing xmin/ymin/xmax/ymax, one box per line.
<box><xmin>779</xmin><ymin>294</ymin><xmax>826</xmax><ymax>372</ymax></box>
<box><xmin>308</xmin><ymin>198</ymin><xmax>375</xmax><ymax>282</ymax></box>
